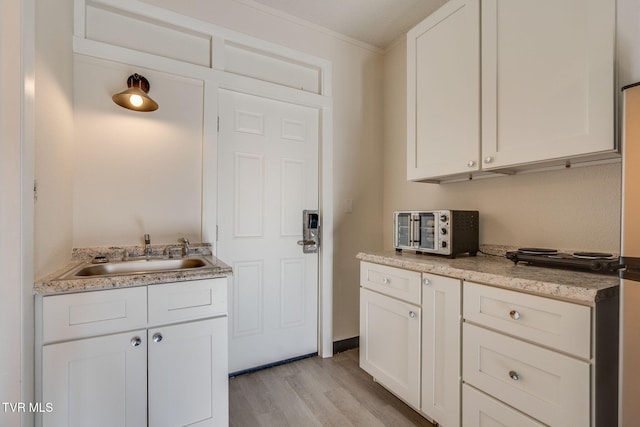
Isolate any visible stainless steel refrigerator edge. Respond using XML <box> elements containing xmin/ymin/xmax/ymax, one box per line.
<box><xmin>619</xmin><ymin>82</ymin><xmax>640</xmax><ymax>426</ymax></box>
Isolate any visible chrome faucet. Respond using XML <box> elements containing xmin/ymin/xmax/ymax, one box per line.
<box><xmin>144</xmin><ymin>234</ymin><xmax>152</xmax><ymax>259</ymax></box>
<box><xmin>179</xmin><ymin>237</ymin><xmax>190</xmax><ymax>257</ymax></box>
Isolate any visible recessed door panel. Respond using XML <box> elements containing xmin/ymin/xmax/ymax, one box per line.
<box><xmin>218</xmin><ymin>89</ymin><xmax>319</xmax><ymax>373</ymax></box>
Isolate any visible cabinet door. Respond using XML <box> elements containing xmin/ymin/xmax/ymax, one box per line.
<box><xmin>359</xmin><ymin>288</ymin><xmax>421</xmax><ymax>408</ymax></box>
<box><xmin>406</xmin><ymin>0</ymin><xmax>480</xmax><ymax>181</ymax></box>
<box><xmin>421</xmin><ymin>274</ymin><xmax>461</xmax><ymax>427</ymax></box>
<box><xmin>42</xmin><ymin>330</ymin><xmax>147</xmax><ymax>427</ymax></box>
<box><xmin>481</xmin><ymin>0</ymin><xmax>615</xmax><ymax>169</ymax></box>
<box><xmin>148</xmin><ymin>317</ymin><xmax>229</xmax><ymax>427</ymax></box>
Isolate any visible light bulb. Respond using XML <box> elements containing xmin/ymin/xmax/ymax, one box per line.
<box><xmin>129</xmin><ymin>94</ymin><xmax>143</xmax><ymax>108</ymax></box>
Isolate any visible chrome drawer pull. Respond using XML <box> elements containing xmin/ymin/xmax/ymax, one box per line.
<box><xmin>409</xmin><ymin>311</ymin><xmax>416</xmax><ymax>318</ymax></box>
<box><xmin>509</xmin><ymin>310</ymin><xmax>521</xmax><ymax>320</ymax></box>
<box><xmin>509</xmin><ymin>370</ymin><xmax>520</xmax><ymax>381</ymax></box>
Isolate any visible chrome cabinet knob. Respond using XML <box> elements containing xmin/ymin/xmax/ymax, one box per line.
<box><xmin>153</xmin><ymin>333</ymin><xmax>163</xmax><ymax>343</ymax></box>
<box><xmin>131</xmin><ymin>336</ymin><xmax>142</xmax><ymax>347</ymax></box>
<box><xmin>409</xmin><ymin>311</ymin><xmax>416</xmax><ymax>318</ymax></box>
<box><xmin>509</xmin><ymin>310</ymin><xmax>521</xmax><ymax>320</ymax></box>
<box><xmin>509</xmin><ymin>370</ymin><xmax>520</xmax><ymax>381</ymax></box>
<box><xmin>423</xmin><ymin>278</ymin><xmax>430</xmax><ymax>286</ymax></box>
<box><xmin>467</xmin><ymin>160</ymin><xmax>476</xmax><ymax>167</ymax></box>
<box><xmin>484</xmin><ymin>156</ymin><xmax>494</xmax><ymax>164</ymax></box>
<box><xmin>382</xmin><ymin>277</ymin><xmax>390</xmax><ymax>285</ymax></box>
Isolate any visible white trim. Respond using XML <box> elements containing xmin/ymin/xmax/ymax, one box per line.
<box><xmin>319</xmin><ymin>105</ymin><xmax>334</xmax><ymax>358</ymax></box>
<box><xmin>80</xmin><ymin>0</ymin><xmax>333</xmax><ymax>94</ymax></box>
<box><xmin>73</xmin><ymin>0</ymin><xmax>334</xmax><ymax>358</ymax></box>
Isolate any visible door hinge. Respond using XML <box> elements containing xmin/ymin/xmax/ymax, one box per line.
<box><xmin>216</xmin><ymin>225</ymin><xmax>219</xmax><ymax>242</ymax></box>
<box><xmin>217</xmin><ymin>116</ymin><xmax>220</xmax><ymax>132</ymax></box>
<box><xmin>33</xmin><ymin>179</ymin><xmax>38</xmax><ymax>202</ymax></box>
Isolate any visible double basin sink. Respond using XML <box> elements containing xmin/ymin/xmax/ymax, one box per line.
<box><xmin>57</xmin><ymin>256</ymin><xmax>213</xmax><ymax>280</ymax></box>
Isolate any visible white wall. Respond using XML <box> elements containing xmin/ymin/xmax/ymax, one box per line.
<box><xmin>72</xmin><ymin>55</ymin><xmax>205</xmax><ymax>247</ymax></box>
<box><xmin>142</xmin><ymin>0</ymin><xmax>385</xmax><ymax>342</ymax></box>
<box><xmin>0</xmin><ymin>1</ymin><xmax>25</xmax><ymax>425</ymax></box>
<box><xmin>34</xmin><ymin>0</ymin><xmax>74</xmax><ymax>279</ymax></box>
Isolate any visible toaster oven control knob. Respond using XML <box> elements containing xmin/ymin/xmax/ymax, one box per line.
<box><xmin>440</xmin><ymin>214</ymin><xmax>448</xmax><ymax>222</ymax></box>
<box><xmin>440</xmin><ymin>227</ymin><xmax>447</xmax><ymax>235</ymax></box>
<box><xmin>441</xmin><ymin>241</ymin><xmax>447</xmax><ymax>248</ymax></box>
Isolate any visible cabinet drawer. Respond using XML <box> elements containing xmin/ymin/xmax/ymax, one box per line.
<box><xmin>462</xmin><ymin>384</ymin><xmax>545</xmax><ymax>427</ymax></box>
<box><xmin>463</xmin><ymin>323</ymin><xmax>590</xmax><ymax>426</ymax></box>
<box><xmin>42</xmin><ymin>286</ymin><xmax>147</xmax><ymax>343</ymax></box>
<box><xmin>148</xmin><ymin>278</ymin><xmax>227</xmax><ymax>325</ymax></box>
<box><xmin>463</xmin><ymin>281</ymin><xmax>591</xmax><ymax>359</ymax></box>
<box><xmin>360</xmin><ymin>262</ymin><xmax>421</xmax><ymax>304</ymax></box>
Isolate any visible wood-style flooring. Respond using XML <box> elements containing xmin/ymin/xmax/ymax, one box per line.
<box><xmin>229</xmin><ymin>349</ymin><xmax>435</xmax><ymax>427</ymax></box>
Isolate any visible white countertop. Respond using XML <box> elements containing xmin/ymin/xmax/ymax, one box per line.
<box><xmin>357</xmin><ymin>250</ymin><xmax>619</xmax><ymax>306</ymax></box>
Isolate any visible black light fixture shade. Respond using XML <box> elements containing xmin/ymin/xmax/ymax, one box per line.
<box><xmin>112</xmin><ymin>73</ymin><xmax>159</xmax><ymax>112</ymax></box>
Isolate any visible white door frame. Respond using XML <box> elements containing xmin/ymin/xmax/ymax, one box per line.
<box><xmin>71</xmin><ymin>0</ymin><xmax>334</xmax><ymax>359</ymax></box>
<box><xmin>202</xmin><ymin>73</ymin><xmax>333</xmax><ymax>358</ymax></box>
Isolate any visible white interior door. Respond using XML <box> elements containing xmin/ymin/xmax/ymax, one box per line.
<box><xmin>217</xmin><ymin>89</ymin><xmax>319</xmax><ymax>373</ymax></box>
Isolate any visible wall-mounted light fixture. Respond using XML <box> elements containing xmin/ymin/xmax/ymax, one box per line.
<box><xmin>112</xmin><ymin>73</ymin><xmax>158</xmax><ymax>112</ymax></box>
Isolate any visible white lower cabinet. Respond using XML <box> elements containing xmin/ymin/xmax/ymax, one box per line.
<box><xmin>360</xmin><ymin>261</ymin><xmax>617</xmax><ymax>426</ymax></box>
<box><xmin>359</xmin><ymin>262</ymin><xmax>461</xmax><ymax>425</ymax></box>
<box><xmin>359</xmin><ymin>287</ymin><xmax>421</xmax><ymax>408</ymax></box>
<box><xmin>462</xmin><ymin>280</ymin><xmax>606</xmax><ymax>427</ymax></box>
<box><xmin>37</xmin><ymin>278</ymin><xmax>229</xmax><ymax>427</ymax></box>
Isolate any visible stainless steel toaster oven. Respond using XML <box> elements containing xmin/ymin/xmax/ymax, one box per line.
<box><xmin>394</xmin><ymin>210</ymin><xmax>479</xmax><ymax>258</ymax></box>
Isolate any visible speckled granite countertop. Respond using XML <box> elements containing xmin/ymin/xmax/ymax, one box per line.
<box><xmin>357</xmin><ymin>248</ymin><xmax>620</xmax><ymax>306</ymax></box>
<box><xmin>35</xmin><ymin>244</ymin><xmax>232</xmax><ymax>295</ymax></box>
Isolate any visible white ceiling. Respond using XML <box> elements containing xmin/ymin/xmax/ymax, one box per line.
<box><xmin>237</xmin><ymin>0</ymin><xmax>448</xmax><ymax>49</ymax></box>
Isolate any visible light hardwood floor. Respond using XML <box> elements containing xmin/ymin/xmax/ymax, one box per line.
<box><xmin>229</xmin><ymin>349</ymin><xmax>435</xmax><ymax>426</ymax></box>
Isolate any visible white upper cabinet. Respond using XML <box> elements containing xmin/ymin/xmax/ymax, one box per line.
<box><xmin>407</xmin><ymin>0</ymin><xmax>480</xmax><ymax>181</ymax></box>
<box><xmin>407</xmin><ymin>0</ymin><xmax>617</xmax><ymax>182</ymax></box>
<box><xmin>481</xmin><ymin>0</ymin><xmax>616</xmax><ymax>170</ymax></box>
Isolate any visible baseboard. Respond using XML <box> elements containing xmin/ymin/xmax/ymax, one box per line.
<box><xmin>333</xmin><ymin>336</ymin><xmax>359</xmax><ymax>354</ymax></box>
<box><xmin>228</xmin><ymin>352</ymin><xmax>317</xmax><ymax>378</ymax></box>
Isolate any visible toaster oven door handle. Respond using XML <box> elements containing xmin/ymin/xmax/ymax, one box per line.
<box><xmin>411</xmin><ymin>215</ymin><xmax>420</xmax><ymax>247</ymax></box>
